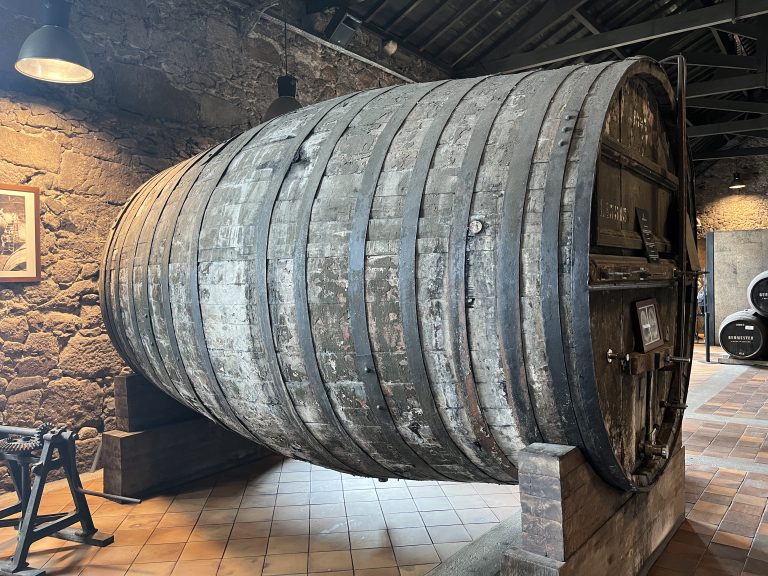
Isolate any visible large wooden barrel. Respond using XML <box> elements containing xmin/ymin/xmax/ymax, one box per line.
<box><xmin>719</xmin><ymin>310</ymin><xmax>768</xmax><ymax>360</ymax></box>
<box><xmin>101</xmin><ymin>58</ymin><xmax>697</xmax><ymax>491</ymax></box>
<box><xmin>748</xmin><ymin>271</ymin><xmax>768</xmax><ymax>317</ymax></box>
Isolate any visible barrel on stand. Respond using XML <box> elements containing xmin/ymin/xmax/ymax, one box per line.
<box><xmin>748</xmin><ymin>271</ymin><xmax>768</xmax><ymax>317</ymax></box>
<box><xmin>100</xmin><ymin>58</ymin><xmax>697</xmax><ymax>492</ymax></box>
<box><xmin>719</xmin><ymin>310</ymin><xmax>768</xmax><ymax>360</ymax></box>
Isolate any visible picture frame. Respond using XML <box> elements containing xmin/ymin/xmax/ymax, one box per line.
<box><xmin>0</xmin><ymin>184</ymin><xmax>41</xmax><ymax>283</ymax></box>
<box><xmin>634</xmin><ymin>298</ymin><xmax>663</xmax><ymax>352</ymax></box>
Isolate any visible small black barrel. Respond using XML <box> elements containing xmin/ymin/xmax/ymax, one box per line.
<box><xmin>748</xmin><ymin>271</ymin><xmax>768</xmax><ymax>317</ymax></box>
<box><xmin>719</xmin><ymin>310</ymin><xmax>768</xmax><ymax>359</ymax></box>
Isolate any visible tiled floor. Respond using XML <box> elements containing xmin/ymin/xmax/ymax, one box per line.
<box><xmin>651</xmin><ymin>347</ymin><xmax>768</xmax><ymax>576</ymax></box>
<box><xmin>1</xmin><ymin>344</ymin><xmax>767</xmax><ymax>575</ymax></box>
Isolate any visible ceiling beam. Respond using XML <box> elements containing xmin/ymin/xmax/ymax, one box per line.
<box><xmin>572</xmin><ymin>9</ymin><xmax>624</xmax><ymax>59</ymax></box>
<box><xmin>401</xmin><ymin>1</ymin><xmax>451</xmax><ymax>42</ymax></box>
<box><xmin>687</xmin><ymin>74</ymin><xmax>768</xmax><ymax>97</ymax></box>
<box><xmin>688</xmin><ymin>115</ymin><xmax>768</xmax><ymax>138</ymax></box>
<box><xmin>687</xmin><ymin>98</ymin><xmax>768</xmax><ymax>114</ymax></box>
<box><xmin>419</xmin><ymin>0</ymin><xmax>483</xmax><ymax>51</ymax></box>
<box><xmin>465</xmin><ymin>0</ymin><xmax>768</xmax><ymax>74</ymax></box>
<box><xmin>693</xmin><ymin>146</ymin><xmax>768</xmax><ymax>161</ymax></box>
<box><xmin>384</xmin><ymin>0</ymin><xmax>427</xmax><ymax>33</ymax></box>
<box><xmin>364</xmin><ymin>0</ymin><xmax>390</xmax><ymax>23</ymax></box>
<box><xmin>682</xmin><ymin>53</ymin><xmax>758</xmax><ymax>69</ymax></box>
<box><xmin>710</xmin><ymin>23</ymin><xmax>760</xmax><ymax>38</ymax></box>
<box><xmin>306</xmin><ymin>0</ymin><xmax>346</xmax><ymax>13</ymax></box>
<box><xmin>468</xmin><ymin>0</ymin><xmax>588</xmax><ymax>65</ymax></box>
<box><xmin>450</xmin><ymin>1</ymin><xmax>534</xmax><ymax>67</ymax></box>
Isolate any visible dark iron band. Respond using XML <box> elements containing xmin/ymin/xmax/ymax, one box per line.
<box><xmin>399</xmin><ymin>76</ymin><xmax>503</xmax><ymax>482</ymax></box>
<box><xmin>158</xmin><ymin>142</ymin><xmax>232</xmax><ymax>428</ymax></box>
<box><xmin>100</xmin><ymin>170</ymin><xmax>166</xmax><ymax>378</ymax></box>
<box><xmin>124</xmin><ymin>159</ymin><xmax>195</xmax><ymax>407</ymax></box>
<box><xmin>348</xmin><ymin>81</ymin><xmax>454</xmax><ymax>481</ymax></box>
<box><xmin>539</xmin><ymin>65</ymin><xmax>612</xmax><ymax>451</ymax></box>
<box><xmin>252</xmin><ymin>99</ymin><xmax>355</xmax><ymax>472</ymax></box>
<box><xmin>186</xmin><ymin>126</ymin><xmax>276</xmax><ymax>443</ymax></box>
<box><xmin>134</xmin><ymin>152</ymin><xmax>213</xmax><ymax>408</ymax></box>
<box><xmin>292</xmin><ymin>87</ymin><xmax>402</xmax><ymax>479</ymax></box>
<box><xmin>497</xmin><ymin>67</ymin><xmax>573</xmax><ymax>444</ymax></box>
<box><xmin>568</xmin><ymin>60</ymin><xmax>647</xmax><ymax>490</ymax></box>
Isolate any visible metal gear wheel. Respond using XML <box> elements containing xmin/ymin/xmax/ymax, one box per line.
<box><xmin>0</xmin><ymin>423</ymin><xmax>55</xmax><ymax>454</ymax></box>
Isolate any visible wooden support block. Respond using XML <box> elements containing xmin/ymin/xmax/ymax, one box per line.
<box><xmin>102</xmin><ymin>417</ymin><xmax>270</xmax><ymax>498</ymax></box>
<box><xmin>114</xmin><ymin>374</ymin><xmax>198</xmax><ymax>432</ymax></box>
<box><xmin>503</xmin><ymin>443</ymin><xmax>685</xmax><ymax>576</ymax></box>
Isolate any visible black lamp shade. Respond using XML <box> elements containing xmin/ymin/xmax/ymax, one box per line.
<box><xmin>15</xmin><ymin>0</ymin><xmax>93</xmax><ymax>84</ymax></box>
<box><xmin>264</xmin><ymin>75</ymin><xmax>301</xmax><ymax>121</ymax></box>
<box><xmin>729</xmin><ymin>173</ymin><xmax>746</xmax><ymax>190</ymax></box>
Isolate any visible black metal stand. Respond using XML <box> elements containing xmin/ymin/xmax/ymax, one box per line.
<box><xmin>0</xmin><ymin>427</ymin><xmax>116</xmax><ymax>576</ymax></box>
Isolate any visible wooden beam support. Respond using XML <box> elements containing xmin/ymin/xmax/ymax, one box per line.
<box><xmin>693</xmin><ymin>146</ymin><xmax>768</xmax><ymax>161</ymax></box>
<box><xmin>465</xmin><ymin>0</ymin><xmax>768</xmax><ymax>74</ymax></box>
<box><xmin>688</xmin><ymin>115</ymin><xmax>768</xmax><ymax>138</ymax></box>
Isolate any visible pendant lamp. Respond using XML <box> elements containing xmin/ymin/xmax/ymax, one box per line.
<box><xmin>15</xmin><ymin>0</ymin><xmax>93</xmax><ymax>84</ymax></box>
<box><xmin>264</xmin><ymin>1</ymin><xmax>301</xmax><ymax>121</ymax></box>
<box><xmin>729</xmin><ymin>173</ymin><xmax>746</xmax><ymax>190</ymax></box>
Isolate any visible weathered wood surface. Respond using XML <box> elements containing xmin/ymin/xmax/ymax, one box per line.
<box><xmin>114</xmin><ymin>374</ymin><xmax>197</xmax><ymax>432</ymax></box>
<box><xmin>102</xmin><ymin>417</ymin><xmax>270</xmax><ymax>498</ymax></box>
<box><xmin>101</xmin><ymin>57</ymin><xmax>695</xmax><ymax>491</ymax></box>
<box><xmin>502</xmin><ymin>442</ymin><xmax>684</xmax><ymax>576</ymax></box>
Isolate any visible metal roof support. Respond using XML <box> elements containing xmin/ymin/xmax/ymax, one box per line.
<box><xmin>572</xmin><ymin>9</ymin><xmax>624</xmax><ymax>59</ymax></box>
<box><xmin>687</xmin><ymin>99</ymin><xmax>768</xmax><ymax>114</ymax></box>
<box><xmin>681</xmin><ymin>53</ymin><xmax>758</xmax><ymax>69</ymax></box>
<box><xmin>688</xmin><ymin>115</ymin><xmax>768</xmax><ymax>138</ymax></box>
<box><xmin>384</xmin><ymin>0</ymin><xmax>426</xmax><ymax>32</ymax></box>
<box><xmin>414</xmin><ymin>0</ymin><xmax>483</xmax><ymax>49</ymax></box>
<box><xmin>693</xmin><ymin>146</ymin><xmax>768</xmax><ymax>160</ymax></box>
<box><xmin>466</xmin><ymin>0</ymin><xmax>768</xmax><ymax>74</ymax></box>
<box><xmin>455</xmin><ymin>0</ymin><xmax>587</xmax><ymax>67</ymax></box>
<box><xmin>688</xmin><ymin>74</ymin><xmax>768</xmax><ymax>97</ymax></box>
<box><xmin>364</xmin><ymin>0</ymin><xmax>391</xmax><ymax>22</ymax></box>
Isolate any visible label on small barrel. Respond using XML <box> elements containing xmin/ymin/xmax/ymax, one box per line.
<box><xmin>722</xmin><ymin>320</ymin><xmax>763</xmax><ymax>358</ymax></box>
<box><xmin>636</xmin><ymin>208</ymin><xmax>659</xmax><ymax>261</ymax></box>
<box><xmin>751</xmin><ymin>278</ymin><xmax>768</xmax><ymax>315</ymax></box>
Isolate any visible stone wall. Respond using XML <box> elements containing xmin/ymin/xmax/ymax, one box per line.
<box><xmin>695</xmin><ymin>144</ymin><xmax>768</xmax><ymax>236</ymax></box>
<box><xmin>0</xmin><ymin>0</ymin><xmax>434</xmax><ymax>487</ymax></box>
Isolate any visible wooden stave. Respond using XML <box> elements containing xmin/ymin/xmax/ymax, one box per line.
<box><xmin>103</xmin><ymin>59</ymin><xmax>691</xmax><ymax>489</ymax></box>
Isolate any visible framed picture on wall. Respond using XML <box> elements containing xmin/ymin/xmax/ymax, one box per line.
<box><xmin>635</xmin><ymin>298</ymin><xmax>663</xmax><ymax>352</ymax></box>
<box><xmin>0</xmin><ymin>184</ymin><xmax>40</xmax><ymax>282</ymax></box>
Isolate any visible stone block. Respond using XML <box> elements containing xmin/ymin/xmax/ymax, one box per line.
<box><xmin>0</xmin><ymin>126</ymin><xmax>61</xmax><ymax>172</ymax></box>
<box><xmin>59</xmin><ymin>334</ymin><xmax>122</xmax><ymax>378</ymax></box>
<box><xmin>39</xmin><ymin>377</ymin><xmax>103</xmax><ymax>428</ymax></box>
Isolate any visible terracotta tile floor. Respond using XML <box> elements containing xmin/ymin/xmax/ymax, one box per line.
<box><xmin>1</xmin><ymin>344</ymin><xmax>767</xmax><ymax>575</ymax></box>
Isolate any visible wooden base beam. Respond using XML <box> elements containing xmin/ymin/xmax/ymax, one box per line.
<box><xmin>103</xmin><ymin>372</ymin><xmax>271</xmax><ymax>498</ymax></box>
<box><xmin>502</xmin><ymin>443</ymin><xmax>684</xmax><ymax>576</ymax></box>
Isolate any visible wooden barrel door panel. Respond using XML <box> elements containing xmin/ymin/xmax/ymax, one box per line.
<box><xmin>589</xmin><ymin>64</ymin><xmax>684</xmax><ymax>487</ymax></box>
